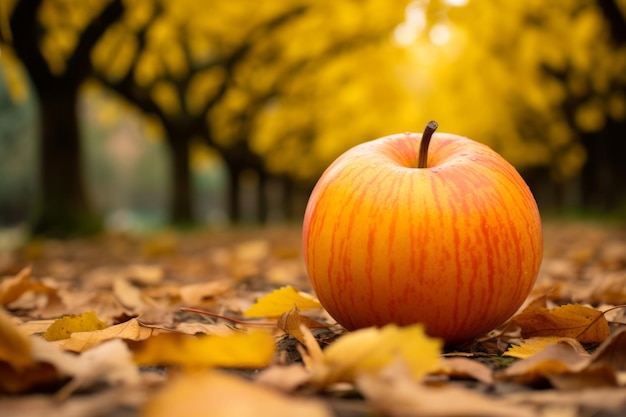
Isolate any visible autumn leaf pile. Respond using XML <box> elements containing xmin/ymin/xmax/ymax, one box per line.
<box><xmin>1</xmin><ymin>222</ymin><xmax>626</xmax><ymax>417</ymax></box>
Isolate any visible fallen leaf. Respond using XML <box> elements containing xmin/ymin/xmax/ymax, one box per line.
<box><xmin>56</xmin><ymin>339</ymin><xmax>140</xmax><ymax>399</ymax></box>
<box><xmin>277</xmin><ymin>307</ymin><xmax>327</xmax><ymax>345</ymax></box>
<box><xmin>143</xmin><ymin>371</ymin><xmax>332</xmax><ymax>417</ymax></box>
<box><xmin>1</xmin><ymin>331</ymin><xmax>138</xmax><ymax>394</ymax></box>
<box><xmin>61</xmin><ymin>318</ymin><xmax>155</xmax><ymax>352</ymax></box>
<box><xmin>0</xmin><ymin>267</ymin><xmax>32</xmax><ymax>305</ymax></box>
<box><xmin>504</xmin><ymin>336</ymin><xmax>588</xmax><ymax>359</ymax></box>
<box><xmin>132</xmin><ymin>330</ymin><xmax>275</xmax><ymax>369</ymax></box>
<box><xmin>43</xmin><ymin>311</ymin><xmax>108</xmax><ymax>341</ymax></box>
<box><xmin>513</xmin><ymin>303</ymin><xmax>610</xmax><ymax>343</ymax></box>
<box><xmin>439</xmin><ymin>357</ymin><xmax>494</xmax><ymax>384</ymax></box>
<box><xmin>1</xmin><ymin>385</ymin><xmax>149</xmax><ymax>417</ymax></box>
<box><xmin>178</xmin><ymin>280</ymin><xmax>231</xmax><ymax>306</ymax></box>
<box><xmin>310</xmin><ymin>324</ymin><xmax>442</xmax><ymax>387</ymax></box>
<box><xmin>587</xmin><ymin>325</ymin><xmax>626</xmax><ymax>372</ymax></box>
<box><xmin>504</xmin><ymin>387</ymin><xmax>626</xmax><ymax>414</ymax></box>
<box><xmin>500</xmin><ymin>342</ymin><xmax>590</xmax><ymax>384</ymax></box>
<box><xmin>125</xmin><ymin>264</ymin><xmax>164</xmax><ymax>285</ymax></box>
<box><xmin>358</xmin><ymin>361</ymin><xmax>535</xmax><ymax>417</ymax></box>
<box><xmin>256</xmin><ymin>364</ymin><xmax>312</xmax><ymax>392</ymax></box>
<box><xmin>113</xmin><ymin>277</ymin><xmax>147</xmax><ymax>311</ymax></box>
<box><xmin>0</xmin><ymin>308</ymin><xmax>33</xmax><ymax>370</ymax></box>
<box><xmin>244</xmin><ymin>286</ymin><xmax>322</xmax><ymax>318</ymax></box>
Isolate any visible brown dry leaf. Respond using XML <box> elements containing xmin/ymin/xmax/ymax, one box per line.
<box><xmin>358</xmin><ymin>361</ymin><xmax>535</xmax><ymax>417</ymax></box>
<box><xmin>19</xmin><ymin>319</ymin><xmax>56</xmax><ymax>336</ymax></box>
<box><xmin>124</xmin><ymin>264</ymin><xmax>164</xmax><ymax>285</ymax></box>
<box><xmin>310</xmin><ymin>324</ymin><xmax>442</xmax><ymax>387</ymax></box>
<box><xmin>56</xmin><ymin>339</ymin><xmax>140</xmax><ymax>399</ymax></box>
<box><xmin>113</xmin><ymin>277</ymin><xmax>147</xmax><ymax>311</ymax></box>
<box><xmin>277</xmin><ymin>307</ymin><xmax>327</xmax><ymax>345</ymax></box>
<box><xmin>500</xmin><ymin>342</ymin><xmax>590</xmax><ymax>384</ymax></box>
<box><xmin>588</xmin><ymin>326</ymin><xmax>626</xmax><ymax>371</ymax></box>
<box><xmin>244</xmin><ymin>285</ymin><xmax>322</xmax><ymax>318</ymax></box>
<box><xmin>256</xmin><ymin>364</ymin><xmax>312</xmax><ymax>392</ymax></box>
<box><xmin>0</xmin><ymin>267</ymin><xmax>60</xmax><ymax>312</ymax></box>
<box><xmin>61</xmin><ymin>318</ymin><xmax>155</xmax><ymax>352</ymax></box>
<box><xmin>504</xmin><ymin>336</ymin><xmax>588</xmax><ymax>359</ymax></box>
<box><xmin>1</xmin><ymin>332</ymin><xmax>138</xmax><ymax>394</ymax></box>
<box><xmin>132</xmin><ymin>330</ymin><xmax>275</xmax><ymax>369</ymax></box>
<box><xmin>504</xmin><ymin>387</ymin><xmax>626</xmax><ymax>414</ymax></box>
<box><xmin>1</xmin><ymin>385</ymin><xmax>149</xmax><ymax>417</ymax></box>
<box><xmin>0</xmin><ymin>267</ymin><xmax>32</xmax><ymax>305</ymax></box>
<box><xmin>439</xmin><ymin>357</ymin><xmax>494</xmax><ymax>384</ymax></box>
<box><xmin>513</xmin><ymin>303</ymin><xmax>610</xmax><ymax>343</ymax></box>
<box><xmin>143</xmin><ymin>371</ymin><xmax>332</xmax><ymax>417</ymax></box>
<box><xmin>0</xmin><ymin>308</ymin><xmax>33</xmax><ymax>371</ymax></box>
<box><xmin>178</xmin><ymin>280</ymin><xmax>231</xmax><ymax>306</ymax></box>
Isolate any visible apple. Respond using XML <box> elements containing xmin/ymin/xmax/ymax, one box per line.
<box><xmin>302</xmin><ymin>121</ymin><xmax>542</xmax><ymax>343</ymax></box>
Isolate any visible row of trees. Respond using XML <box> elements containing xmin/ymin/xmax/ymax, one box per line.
<box><xmin>2</xmin><ymin>0</ymin><xmax>626</xmax><ymax>235</ymax></box>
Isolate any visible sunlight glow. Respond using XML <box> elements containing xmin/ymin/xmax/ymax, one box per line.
<box><xmin>392</xmin><ymin>2</ymin><xmax>427</xmax><ymax>46</ymax></box>
<box><xmin>443</xmin><ymin>0</ymin><xmax>469</xmax><ymax>6</ymax></box>
<box><xmin>429</xmin><ymin>24</ymin><xmax>451</xmax><ymax>45</ymax></box>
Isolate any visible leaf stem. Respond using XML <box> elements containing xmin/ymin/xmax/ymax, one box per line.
<box><xmin>418</xmin><ymin>120</ymin><xmax>438</xmax><ymax>169</ymax></box>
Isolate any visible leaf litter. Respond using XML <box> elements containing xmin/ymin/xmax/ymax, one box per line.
<box><xmin>1</xmin><ymin>222</ymin><xmax>626</xmax><ymax>416</ymax></box>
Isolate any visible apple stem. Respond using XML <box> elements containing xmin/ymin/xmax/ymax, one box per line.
<box><xmin>418</xmin><ymin>120</ymin><xmax>438</xmax><ymax>169</ymax></box>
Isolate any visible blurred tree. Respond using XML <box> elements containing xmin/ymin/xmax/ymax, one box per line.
<box><xmin>93</xmin><ymin>1</ymin><xmax>308</xmax><ymax>224</ymax></box>
<box><xmin>398</xmin><ymin>0</ymin><xmax>626</xmax><ymax>210</ymax></box>
<box><xmin>7</xmin><ymin>0</ymin><xmax>123</xmax><ymax>236</ymax></box>
<box><xmin>93</xmin><ymin>0</ymin><xmax>413</xmax><ymax>223</ymax></box>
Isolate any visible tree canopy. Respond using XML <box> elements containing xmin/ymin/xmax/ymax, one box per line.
<box><xmin>1</xmin><ymin>0</ymin><xmax>625</xmax><ymax>233</ymax></box>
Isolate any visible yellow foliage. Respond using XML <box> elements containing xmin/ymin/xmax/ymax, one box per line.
<box><xmin>310</xmin><ymin>324</ymin><xmax>442</xmax><ymax>386</ymax></box>
<box><xmin>151</xmin><ymin>81</ymin><xmax>180</xmax><ymax>115</ymax></box>
<box><xmin>43</xmin><ymin>311</ymin><xmax>108</xmax><ymax>341</ymax></box>
<box><xmin>504</xmin><ymin>337</ymin><xmax>587</xmax><ymax>359</ymax></box>
<box><xmin>133</xmin><ymin>331</ymin><xmax>275</xmax><ymax>369</ymax></box>
<box><xmin>186</xmin><ymin>68</ymin><xmax>226</xmax><ymax>115</ymax></box>
<box><xmin>244</xmin><ymin>285</ymin><xmax>322</xmax><ymax>318</ymax></box>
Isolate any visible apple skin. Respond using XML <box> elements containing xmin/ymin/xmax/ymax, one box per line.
<box><xmin>302</xmin><ymin>131</ymin><xmax>543</xmax><ymax>343</ymax></box>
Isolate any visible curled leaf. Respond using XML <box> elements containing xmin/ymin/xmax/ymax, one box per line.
<box><xmin>277</xmin><ymin>307</ymin><xmax>327</xmax><ymax>345</ymax></box>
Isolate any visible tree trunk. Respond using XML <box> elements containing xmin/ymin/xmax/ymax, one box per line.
<box><xmin>166</xmin><ymin>134</ymin><xmax>194</xmax><ymax>225</ymax></box>
<box><xmin>30</xmin><ymin>89</ymin><xmax>102</xmax><ymax>236</ymax></box>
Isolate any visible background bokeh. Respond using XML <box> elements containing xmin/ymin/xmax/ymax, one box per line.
<box><xmin>1</xmin><ymin>0</ymin><xmax>625</xmax><ymax>237</ymax></box>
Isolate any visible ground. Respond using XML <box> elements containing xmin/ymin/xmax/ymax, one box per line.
<box><xmin>1</xmin><ymin>220</ymin><xmax>626</xmax><ymax>417</ymax></box>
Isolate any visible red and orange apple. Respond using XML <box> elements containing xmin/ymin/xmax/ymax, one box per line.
<box><xmin>302</xmin><ymin>122</ymin><xmax>542</xmax><ymax>343</ymax></box>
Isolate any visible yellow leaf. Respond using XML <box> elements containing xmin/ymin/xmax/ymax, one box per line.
<box><xmin>501</xmin><ymin>342</ymin><xmax>591</xmax><ymax>385</ymax></box>
<box><xmin>43</xmin><ymin>311</ymin><xmax>108</xmax><ymax>342</ymax></box>
<box><xmin>61</xmin><ymin>318</ymin><xmax>154</xmax><ymax>352</ymax></box>
<box><xmin>312</xmin><ymin>324</ymin><xmax>442</xmax><ymax>386</ymax></box>
<box><xmin>0</xmin><ymin>308</ymin><xmax>32</xmax><ymax>371</ymax></box>
<box><xmin>143</xmin><ymin>371</ymin><xmax>332</xmax><ymax>417</ymax></box>
<box><xmin>513</xmin><ymin>304</ymin><xmax>610</xmax><ymax>344</ymax></box>
<box><xmin>244</xmin><ymin>286</ymin><xmax>322</xmax><ymax>318</ymax></box>
<box><xmin>133</xmin><ymin>331</ymin><xmax>275</xmax><ymax>369</ymax></box>
<box><xmin>504</xmin><ymin>337</ymin><xmax>587</xmax><ymax>359</ymax></box>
